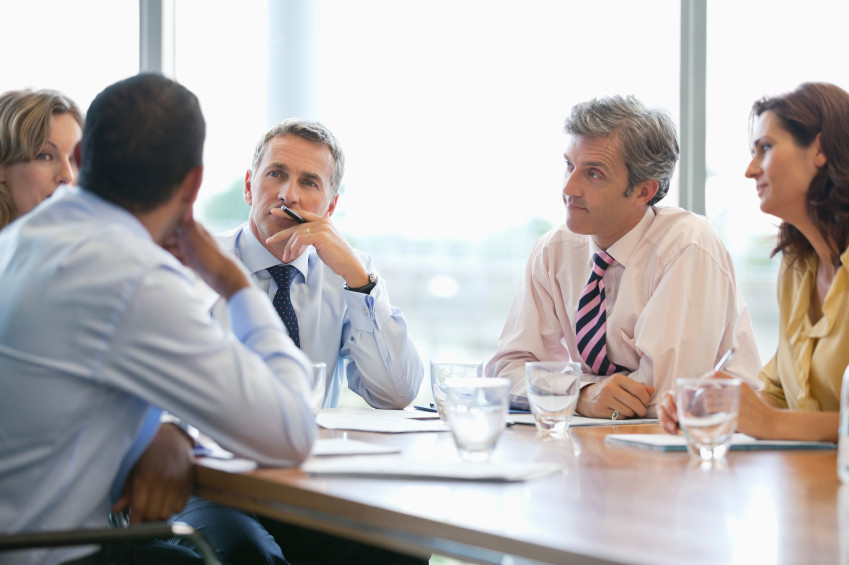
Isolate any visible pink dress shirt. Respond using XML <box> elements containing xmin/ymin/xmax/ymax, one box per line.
<box><xmin>486</xmin><ymin>206</ymin><xmax>761</xmax><ymax>417</ymax></box>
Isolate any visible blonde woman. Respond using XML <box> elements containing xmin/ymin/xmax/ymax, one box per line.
<box><xmin>0</xmin><ymin>88</ymin><xmax>83</xmax><ymax>229</ymax></box>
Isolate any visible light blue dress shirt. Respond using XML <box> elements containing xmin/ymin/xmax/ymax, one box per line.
<box><xmin>214</xmin><ymin>224</ymin><xmax>424</xmax><ymax>409</ymax></box>
<box><xmin>0</xmin><ymin>188</ymin><xmax>316</xmax><ymax>565</ymax></box>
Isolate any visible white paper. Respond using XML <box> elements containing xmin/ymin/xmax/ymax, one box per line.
<box><xmin>311</xmin><ymin>438</ymin><xmax>401</xmax><ymax>456</ymax></box>
<box><xmin>301</xmin><ymin>456</ymin><xmax>562</xmax><ymax>482</ymax></box>
<box><xmin>604</xmin><ymin>433</ymin><xmax>836</xmax><ymax>451</ymax></box>
<box><xmin>509</xmin><ymin>413</ymin><xmax>658</xmax><ymax>427</ymax></box>
<box><xmin>196</xmin><ymin>457</ymin><xmax>258</xmax><ymax>473</ymax></box>
<box><xmin>317</xmin><ymin>408</ymin><xmax>450</xmax><ymax>433</ymax></box>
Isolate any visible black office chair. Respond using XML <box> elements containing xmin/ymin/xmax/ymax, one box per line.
<box><xmin>0</xmin><ymin>521</ymin><xmax>220</xmax><ymax>565</ymax></box>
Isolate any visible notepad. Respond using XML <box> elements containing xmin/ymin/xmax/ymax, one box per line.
<box><xmin>316</xmin><ymin>408</ymin><xmax>450</xmax><ymax>433</ymax></box>
<box><xmin>301</xmin><ymin>456</ymin><xmax>562</xmax><ymax>482</ymax></box>
<box><xmin>604</xmin><ymin>433</ymin><xmax>836</xmax><ymax>451</ymax></box>
<box><xmin>509</xmin><ymin>414</ymin><xmax>658</xmax><ymax>427</ymax></box>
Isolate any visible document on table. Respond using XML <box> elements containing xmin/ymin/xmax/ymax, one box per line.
<box><xmin>604</xmin><ymin>433</ymin><xmax>836</xmax><ymax>451</ymax></box>
<box><xmin>509</xmin><ymin>413</ymin><xmax>658</xmax><ymax>427</ymax></box>
<box><xmin>196</xmin><ymin>437</ymin><xmax>400</xmax><ymax>474</ymax></box>
<box><xmin>302</xmin><ymin>456</ymin><xmax>562</xmax><ymax>482</ymax></box>
<box><xmin>316</xmin><ymin>407</ymin><xmax>450</xmax><ymax>433</ymax></box>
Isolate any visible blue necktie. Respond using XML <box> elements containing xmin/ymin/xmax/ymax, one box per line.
<box><xmin>267</xmin><ymin>265</ymin><xmax>300</xmax><ymax>348</ymax></box>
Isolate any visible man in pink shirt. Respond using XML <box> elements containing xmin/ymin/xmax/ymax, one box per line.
<box><xmin>486</xmin><ymin>95</ymin><xmax>760</xmax><ymax>420</ymax></box>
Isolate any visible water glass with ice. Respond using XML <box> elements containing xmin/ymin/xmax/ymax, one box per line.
<box><xmin>676</xmin><ymin>376</ymin><xmax>742</xmax><ymax>462</ymax></box>
<box><xmin>443</xmin><ymin>377</ymin><xmax>510</xmax><ymax>462</ymax></box>
<box><xmin>525</xmin><ymin>361</ymin><xmax>581</xmax><ymax>434</ymax></box>
<box><xmin>430</xmin><ymin>361</ymin><xmax>483</xmax><ymax>421</ymax></box>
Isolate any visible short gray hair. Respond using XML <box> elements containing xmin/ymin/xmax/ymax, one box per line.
<box><xmin>251</xmin><ymin>118</ymin><xmax>345</xmax><ymax>197</ymax></box>
<box><xmin>563</xmin><ymin>95</ymin><xmax>679</xmax><ymax>205</ymax></box>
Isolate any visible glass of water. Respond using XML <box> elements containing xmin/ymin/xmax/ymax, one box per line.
<box><xmin>308</xmin><ymin>362</ymin><xmax>327</xmax><ymax>415</ymax></box>
<box><xmin>525</xmin><ymin>361</ymin><xmax>581</xmax><ymax>435</ymax></box>
<box><xmin>443</xmin><ymin>377</ymin><xmax>510</xmax><ymax>462</ymax></box>
<box><xmin>676</xmin><ymin>376</ymin><xmax>742</xmax><ymax>462</ymax></box>
<box><xmin>430</xmin><ymin>361</ymin><xmax>483</xmax><ymax>421</ymax></box>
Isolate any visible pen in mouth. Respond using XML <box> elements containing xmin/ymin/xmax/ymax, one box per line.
<box><xmin>280</xmin><ymin>205</ymin><xmax>307</xmax><ymax>224</ymax></box>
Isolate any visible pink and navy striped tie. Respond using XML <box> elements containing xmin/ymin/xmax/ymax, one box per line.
<box><xmin>576</xmin><ymin>251</ymin><xmax>617</xmax><ymax>376</ymax></box>
<box><xmin>268</xmin><ymin>265</ymin><xmax>300</xmax><ymax>348</ymax></box>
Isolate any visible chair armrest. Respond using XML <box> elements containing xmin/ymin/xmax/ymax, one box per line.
<box><xmin>0</xmin><ymin>522</ymin><xmax>219</xmax><ymax>565</ymax></box>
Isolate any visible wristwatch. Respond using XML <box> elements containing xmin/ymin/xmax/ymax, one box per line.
<box><xmin>345</xmin><ymin>272</ymin><xmax>377</xmax><ymax>294</ymax></box>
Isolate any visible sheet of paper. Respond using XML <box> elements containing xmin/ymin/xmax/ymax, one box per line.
<box><xmin>302</xmin><ymin>456</ymin><xmax>562</xmax><ymax>482</ymax></box>
<box><xmin>196</xmin><ymin>457</ymin><xmax>258</xmax><ymax>473</ymax></box>
<box><xmin>604</xmin><ymin>433</ymin><xmax>836</xmax><ymax>451</ymax></box>
<box><xmin>311</xmin><ymin>438</ymin><xmax>401</xmax><ymax>456</ymax></box>
<box><xmin>509</xmin><ymin>413</ymin><xmax>658</xmax><ymax>427</ymax></box>
<box><xmin>317</xmin><ymin>408</ymin><xmax>450</xmax><ymax>433</ymax></box>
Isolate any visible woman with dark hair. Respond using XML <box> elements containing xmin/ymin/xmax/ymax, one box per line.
<box><xmin>660</xmin><ymin>82</ymin><xmax>849</xmax><ymax>442</ymax></box>
<box><xmin>0</xmin><ymin>88</ymin><xmax>83</xmax><ymax>229</ymax></box>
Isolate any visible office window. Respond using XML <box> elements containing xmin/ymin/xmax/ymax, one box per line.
<box><xmin>181</xmin><ymin>2</ymin><xmax>680</xmax><ymax>383</ymax></box>
<box><xmin>2</xmin><ymin>1</ymin><xmax>138</xmax><ymax>117</ymax></box>
<box><xmin>705</xmin><ymin>0</ymin><xmax>849</xmax><ymax>363</ymax></box>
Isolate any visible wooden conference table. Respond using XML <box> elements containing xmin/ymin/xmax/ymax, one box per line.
<box><xmin>193</xmin><ymin>416</ymin><xmax>844</xmax><ymax>565</ymax></box>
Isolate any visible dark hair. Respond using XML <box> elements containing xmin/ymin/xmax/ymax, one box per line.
<box><xmin>564</xmin><ymin>95</ymin><xmax>679</xmax><ymax>205</ymax></box>
<box><xmin>78</xmin><ymin>73</ymin><xmax>205</xmax><ymax>214</ymax></box>
<box><xmin>751</xmin><ymin>82</ymin><xmax>849</xmax><ymax>263</ymax></box>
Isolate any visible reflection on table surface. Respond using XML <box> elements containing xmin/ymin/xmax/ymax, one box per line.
<box><xmin>194</xmin><ymin>422</ymin><xmax>843</xmax><ymax>565</ymax></box>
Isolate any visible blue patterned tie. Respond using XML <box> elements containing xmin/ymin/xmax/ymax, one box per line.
<box><xmin>267</xmin><ymin>265</ymin><xmax>300</xmax><ymax>348</ymax></box>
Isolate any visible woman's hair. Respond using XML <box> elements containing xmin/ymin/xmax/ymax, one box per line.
<box><xmin>750</xmin><ymin>82</ymin><xmax>849</xmax><ymax>263</ymax></box>
<box><xmin>0</xmin><ymin>88</ymin><xmax>83</xmax><ymax>228</ymax></box>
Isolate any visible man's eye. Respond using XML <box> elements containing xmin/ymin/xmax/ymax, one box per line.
<box><xmin>268</xmin><ymin>170</ymin><xmax>280</xmax><ymax>178</ymax></box>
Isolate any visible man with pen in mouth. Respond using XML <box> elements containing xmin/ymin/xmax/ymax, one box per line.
<box><xmin>169</xmin><ymin>118</ymin><xmax>426</xmax><ymax>564</ymax></box>
<box><xmin>486</xmin><ymin>95</ymin><xmax>762</xmax><ymax>422</ymax></box>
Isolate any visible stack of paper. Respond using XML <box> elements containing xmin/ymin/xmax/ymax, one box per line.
<box><xmin>604</xmin><ymin>433</ymin><xmax>836</xmax><ymax>451</ymax></box>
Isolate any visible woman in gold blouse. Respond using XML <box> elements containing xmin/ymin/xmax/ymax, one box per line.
<box><xmin>660</xmin><ymin>82</ymin><xmax>849</xmax><ymax>442</ymax></box>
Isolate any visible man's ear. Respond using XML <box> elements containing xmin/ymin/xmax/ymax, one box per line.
<box><xmin>633</xmin><ymin>179</ymin><xmax>659</xmax><ymax>206</ymax></box>
<box><xmin>243</xmin><ymin>169</ymin><xmax>254</xmax><ymax>206</ymax></box>
<box><xmin>325</xmin><ymin>193</ymin><xmax>340</xmax><ymax>218</ymax></box>
<box><xmin>180</xmin><ymin>166</ymin><xmax>204</xmax><ymax>205</ymax></box>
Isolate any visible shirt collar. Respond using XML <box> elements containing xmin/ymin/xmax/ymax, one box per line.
<box><xmin>236</xmin><ymin>224</ymin><xmax>310</xmax><ymax>277</ymax></box>
<box><xmin>595</xmin><ymin>207</ymin><xmax>655</xmax><ymax>268</ymax></box>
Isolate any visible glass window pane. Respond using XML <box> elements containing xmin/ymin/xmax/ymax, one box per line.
<box><xmin>2</xmin><ymin>0</ymin><xmax>138</xmax><ymax>114</ymax></box>
<box><xmin>185</xmin><ymin>0</ymin><xmax>680</xmax><ymax>373</ymax></box>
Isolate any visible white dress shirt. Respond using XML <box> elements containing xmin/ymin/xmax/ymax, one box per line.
<box><xmin>0</xmin><ymin>188</ymin><xmax>316</xmax><ymax>565</ymax></box>
<box><xmin>213</xmin><ymin>224</ymin><xmax>424</xmax><ymax>409</ymax></box>
<box><xmin>486</xmin><ymin>206</ymin><xmax>761</xmax><ymax>416</ymax></box>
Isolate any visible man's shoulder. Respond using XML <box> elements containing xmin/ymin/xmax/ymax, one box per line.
<box><xmin>214</xmin><ymin>224</ymin><xmax>246</xmax><ymax>252</ymax></box>
<box><xmin>532</xmin><ymin>223</ymin><xmax>589</xmax><ymax>256</ymax></box>
<box><xmin>647</xmin><ymin>207</ymin><xmax>723</xmax><ymax>247</ymax></box>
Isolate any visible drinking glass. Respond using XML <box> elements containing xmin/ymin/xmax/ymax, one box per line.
<box><xmin>525</xmin><ymin>361</ymin><xmax>581</xmax><ymax>434</ymax></box>
<box><xmin>308</xmin><ymin>362</ymin><xmax>327</xmax><ymax>415</ymax></box>
<box><xmin>430</xmin><ymin>361</ymin><xmax>483</xmax><ymax>421</ymax></box>
<box><xmin>443</xmin><ymin>377</ymin><xmax>510</xmax><ymax>462</ymax></box>
<box><xmin>676</xmin><ymin>376</ymin><xmax>742</xmax><ymax>462</ymax></box>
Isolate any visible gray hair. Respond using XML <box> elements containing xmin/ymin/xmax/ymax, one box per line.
<box><xmin>251</xmin><ymin>118</ymin><xmax>345</xmax><ymax>197</ymax></box>
<box><xmin>563</xmin><ymin>95</ymin><xmax>679</xmax><ymax>205</ymax></box>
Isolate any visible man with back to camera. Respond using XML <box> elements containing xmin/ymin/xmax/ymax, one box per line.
<box><xmin>0</xmin><ymin>73</ymin><xmax>316</xmax><ymax>565</ymax></box>
<box><xmin>486</xmin><ymin>95</ymin><xmax>761</xmax><ymax>419</ymax></box>
<box><xmin>167</xmin><ymin>118</ymin><xmax>428</xmax><ymax>564</ymax></box>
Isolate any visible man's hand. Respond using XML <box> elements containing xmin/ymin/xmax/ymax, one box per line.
<box><xmin>576</xmin><ymin>373</ymin><xmax>655</xmax><ymax>419</ymax></box>
<box><xmin>112</xmin><ymin>423</ymin><xmax>195</xmax><ymax>524</ymax></box>
<box><xmin>265</xmin><ymin>208</ymin><xmax>370</xmax><ymax>288</ymax></box>
<box><xmin>163</xmin><ymin>211</ymin><xmax>250</xmax><ymax>299</ymax></box>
